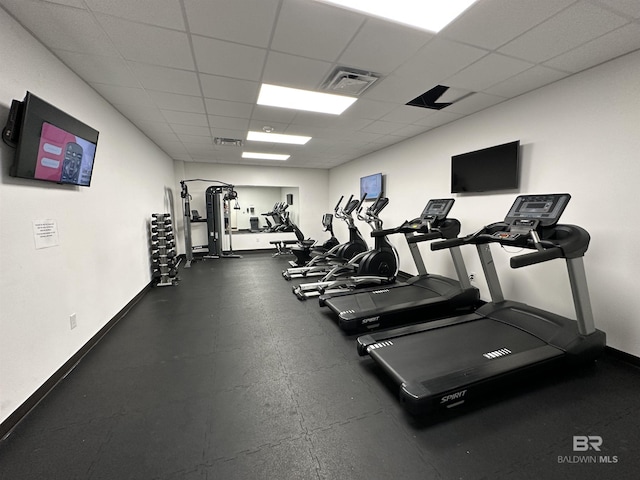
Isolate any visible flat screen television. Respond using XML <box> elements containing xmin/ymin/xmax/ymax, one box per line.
<box><xmin>360</xmin><ymin>172</ymin><xmax>383</xmax><ymax>201</ymax></box>
<box><xmin>3</xmin><ymin>92</ymin><xmax>99</xmax><ymax>187</ymax></box>
<box><xmin>451</xmin><ymin>140</ymin><xmax>520</xmax><ymax>193</ymax></box>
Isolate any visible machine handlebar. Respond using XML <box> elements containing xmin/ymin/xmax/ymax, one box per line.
<box><xmin>431</xmin><ymin>236</ymin><xmax>467</xmax><ymax>251</ymax></box>
<box><xmin>510</xmin><ymin>247</ymin><xmax>563</xmax><ymax>268</ymax></box>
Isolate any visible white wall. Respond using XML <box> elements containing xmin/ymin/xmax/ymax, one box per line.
<box><xmin>0</xmin><ymin>10</ymin><xmax>176</xmax><ymax>424</ymax></box>
<box><xmin>330</xmin><ymin>50</ymin><xmax>640</xmax><ymax>358</ymax></box>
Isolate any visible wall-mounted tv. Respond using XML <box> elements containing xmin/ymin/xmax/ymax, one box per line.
<box><xmin>451</xmin><ymin>140</ymin><xmax>520</xmax><ymax>193</ymax></box>
<box><xmin>360</xmin><ymin>172</ymin><xmax>383</xmax><ymax>201</ymax></box>
<box><xmin>3</xmin><ymin>92</ymin><xmax>99</xmax><ymax>187</ymax></box>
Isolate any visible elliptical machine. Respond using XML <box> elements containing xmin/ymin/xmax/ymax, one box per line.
<box><xmin>288</xmin><ymin>199</ymin><xmax>341</xmax><ymax>267</ymax></box>
<box><xmin>293</xmin><ymin>193</ymin><xmax>398</xmax><ymax>300</ymax></box>
<box><xmin>282</xmin><ymin>194</ymin><xmax>368</xmax><ymax>280</ymax></box>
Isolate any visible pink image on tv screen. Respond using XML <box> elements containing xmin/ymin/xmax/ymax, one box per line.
<box><xmin>35</xmin><ymin>122</ymin><xmax>79</xmax><ymax>182</ymax></box>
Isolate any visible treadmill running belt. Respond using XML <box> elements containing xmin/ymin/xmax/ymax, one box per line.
<box><xmin>367</xmin><ymin>318</ymin><xmax>557</xmax><ymax>387</ymax></box>
<box><xmin>329</xmin><ymin>275</ymin><xmax>460</xmax><ymax>316</ymax></box>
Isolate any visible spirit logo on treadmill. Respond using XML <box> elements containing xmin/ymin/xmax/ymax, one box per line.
<box><xmin>362</xmin><ymin>316</ymin><xmax>380</xmax><ymax>324</ymax></box>
<box><xmin>440</xmin><ymin>389</ymin><xmax>467</xmax><ymax>406</ymax></box>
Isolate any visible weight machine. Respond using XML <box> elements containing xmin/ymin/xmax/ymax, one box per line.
<box><xmin>180</xmin><ymin>179</ymin><xmax>242</xmax><ymax>268</ymax></box>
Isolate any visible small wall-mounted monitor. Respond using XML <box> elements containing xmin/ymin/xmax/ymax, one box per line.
<box><xmin>451</xmin><ymin>140</ymin><xmax>520</xmax><ymax>193</ymax></box>
<box><xmin>360</xmin><ymin>172</ymin><xmax>383</xmax><ymax>201</ymax></box>
<box><xmin>3</xmin><ymin>92</ymin><xmax>99</xmax><ymax>187</ymax></box>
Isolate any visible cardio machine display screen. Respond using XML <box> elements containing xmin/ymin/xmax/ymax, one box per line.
<box><xmin>422</xmin><ymin>198</ymin><xmax>454</xmax><ymax>220</ymax></box>
<box><xmin>505</xmin><ymin>194</ymin><xmax>571</xmax><ymax>226</ymax></box>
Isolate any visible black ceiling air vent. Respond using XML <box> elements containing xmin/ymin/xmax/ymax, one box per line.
<box><xmin>406</xmin><ymin>85</ymin><xmax>452</xmax><ymax>110</ymax></box>
<box><xmin>406</xmin><ymin>85</ymin><xmax>475</xmax><ymax>110</ymax></box>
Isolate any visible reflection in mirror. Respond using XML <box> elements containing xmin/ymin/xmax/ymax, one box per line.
<box><xmin>228</xmin><ymin>186</ymin><xmax>299</xmax><ymax>233</ymax></box>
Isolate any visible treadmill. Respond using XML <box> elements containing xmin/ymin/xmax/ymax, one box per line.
<box><xmin>357</xmin><ymin>193</ymin><xmax>606</xmax><ymax>416</ymax></box>
<box><xmin>319</xmin><ymin>199</ymin><xmax>480</xmax><ymax>332</ymax></box>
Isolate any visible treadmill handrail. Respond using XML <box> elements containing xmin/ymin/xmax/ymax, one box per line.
<box><xmin>432</xmin><ymin>222</ymin><xmax>590</xmax><ymax>267</ymax></box>
<box><xmin>510</xmin><ymin>247</ymin><xmax>563</xmax><ymax>268</ymax></box>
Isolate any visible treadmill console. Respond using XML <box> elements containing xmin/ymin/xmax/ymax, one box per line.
<box><xmin>421</xmin><ymin>198</ymin><xmax>455</xmax><ymax>222</ymax></box>
<box><xmin>504</xmin><ymin>194</ymin><xmax>571</xmax><ymax>227</ymax></box>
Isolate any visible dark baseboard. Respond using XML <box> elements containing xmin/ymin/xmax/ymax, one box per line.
<box><xmin>0</xmin><ymin>283</ymin><xmax>152</xmax><ymax>442</ymax></box>
<box><xmin>605</xmin><ymin>346</ymin><xmax>640</xmax><ymax>368</ymax></box>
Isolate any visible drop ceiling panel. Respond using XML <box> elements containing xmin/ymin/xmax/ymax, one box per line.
<box><xmin>413</xmin><ymin>110</ymin><xmax>463</xmax><ymax>128</ymax></box>
<box><xmin>271</xmin><ymin>0</ymin><xmax>364</xmax><ymax>61</ymax></box>
<box><xmin>159</xmin><ymin>141</ymin><xmax>190</xmax><ymax>157</ymax></box>
<box><xmin>338</xmin><ymin>99</ymin><xmax>397</xmax><ymax>121</ymax></box>
<box><xmin>170</xmin><ymin>124</ymin><xmax>211</xmax><ymax>136</ymax></box>
<box><xmin>393</xmin><ymin>38</ymin><xmax>488</xmax><ymax>83</ymax></box>
<box><xmin>95</xmin><ymin>14</ymin><xmax>194</xmax><ymax>69</ymax></box>
<box><xmin>287</xmin><ymin>112</ymin><xmax>336</xmax><ymax>129</ymax></box>
<box><xmin>148</xmin><ymin>91</ymin><xmax>206</xmax><ymax>113</ymax></box>
<box><xmin>199</xmin><ymin>74</ymin><xmax>259</xmax><ymax>102</ymax></box>
<box><xmin>380</xmin><ymin>104</ymin><xmax>443</xmax><ymax>124</ymax></box>
<box><xmin>185</xmin><ymin>143</ymin><xmax>216</xmax><ymax>156</ymax></box>
<box><xmin>498</xmin><ymin>2</ymin><xmax>630</xmax><ymax>63</ymax></box>
<box><xmin>442</xmin><ymin>0</ymin><xmax>575</xmax><ymax>49</ymax></box>
<box><xmin>84</xmin><ymin>0</ymin><xmax>185</xmax><ymax>30</ymax></box>
<box><xmin>359</xmin><ymin>120</ymin><xmax>406</xmax><ymax>135</ymax></box>
<box><xmin>391</xmin><ymin>124</ymin><xmax>434</xmax><ymax>138</ymax></box>
<box><xmin>92</xmin><ymin>84</ymin><xmax>154</xmax><ymax>107</ymax></box>
<box><xmin>110</xmin><ymin>104</ymin><xmax>165</xmax><ymax>124</ymax></box>
<box><xmin>39</xmin><ymin>0</ymin><xmax>86</xmax><ymax>7</ymax></box>
<box><xmin>337</xmin><ymin>18</ymin><xmax>432</xmax><ymax>74</ymax></box>
<box><xmin>184</xmin><ymin>0</ymin><xmax>279</xmax><ymax>47</ymax></box>
<box><xmin>3</xmin><ymin>0</ymin><xmax>118</xmax><ymax>56</ymax></box>
<box><xmin>177</xmin><ymin>132</ymin><xmax>213</xmax><ymax>143</ymax></box>
<box><xmin>445</xmin><ymin>92</ymin><xmax>507</xmax><ymax>115</ymax></box>
<box><xmin>208</xmin><ymin>115</ymin><xmax>250</xmax><ymax>132</ymax></box>
<box><xmin>128</xmin><ymin>63</ymin><xmax>202</xmax><ymax>96</ymax></box>
<box><xmin>205</xmin><ymin>98</ymin><xmax>254</xmax><ymax>119</ymax></box>
<box><xmin>145</xmin><ymin>130</ymin><xmax>180</xmax><ymax>145</ymax></box>
<box><xmin>137</xmin><ymin>121</ymin><xmax>174</xmax><ymax>134</ymax></box>
<box><xmin>161</xmin><ymin>110</ymin><xmax>208</xmax><ymax>127</ymax></box>
<box><xmin>593</xmin><ymin>0</ymin><xmax>640</xmax><ymax>18</ymax></box>
<box><xmin>543</xmin><ymin>22</ymin><xmax>640</xmax><ymax>72</ymax></box>
<box><xmin>484</xmin><ymin>65</ymin><xmax>569</xmax><ymax>97</ymax></box>
<box><xmin>249</xmin><ymin>106</ymin><xmax>297</xmax><ymax>125</ymax></box>
<box><xmin>191</xmin><ymin>36</ymin><xmax>266</xmax><ymax>80</ymax></box>
<box><xmin>54</xmin><ymin>50</ymin><xmax>139</xmax><ymax>87</ymax></box>
<box><xmin>262</xmin><ymin>52</ymin><xmax>334</xmax><ymax>89</ymax></box>
<box><xmin>445</xmin><ymin>53</ymin><xmax>534</xmax><ymax>91</ymax></box>
<box><xmin>364</xmin><ymin>75</ymin><xmax>433</xmax><ymax>105</ymax></box>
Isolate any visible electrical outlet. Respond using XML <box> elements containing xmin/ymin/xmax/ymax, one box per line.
<box><xmin>469</xmin><ymin>272</ymin><xmax>476</xmax><ymax>282</ymax></box>
<box><xmin>70</xmin><ymin>313</ymin><xmax>77</xmax><ymax>330</ymax></box>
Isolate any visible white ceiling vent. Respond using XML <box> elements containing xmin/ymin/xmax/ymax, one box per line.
<box><xmin>323</xmin><ymin>67</ymin><xmax>380</xmax><ymax>96</ymax></box>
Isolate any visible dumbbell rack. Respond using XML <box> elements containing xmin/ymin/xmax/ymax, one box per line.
<box><xmin>151</xmin><ymin>213</ymin><xmax>178</xmax><ymax>287</ymax></box>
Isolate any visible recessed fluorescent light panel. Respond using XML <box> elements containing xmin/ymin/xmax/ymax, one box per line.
<box><xmin>257</xmin><ymin>84</ymin><xmax>357</xmax><ymax>115</ymax></box>
<box><xmin>247</xmin><ymin>131</ymin><xmax>311</xmax><ymax>145</ymax></box>
<box><xmin>242</xmin><ymin>152</ymin><xmax>290</xmax><ymax>161</ymax></box>
<box><xmin>314</xmin><ymin>0</ymin><xmax>478</xmax><ymax>33</ymax></box>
